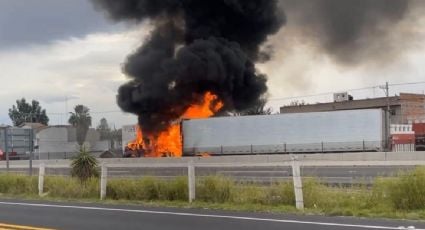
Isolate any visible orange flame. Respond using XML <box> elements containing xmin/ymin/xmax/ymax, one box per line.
<box><xmin>199</xmin><ymin>152</ymin><xmax>211</xmax><ymax>157</ymax></box>
<box><xmin>126</xmin><ymin>91</ymin><xmax>223</xmax><ymax>157</ymax></box>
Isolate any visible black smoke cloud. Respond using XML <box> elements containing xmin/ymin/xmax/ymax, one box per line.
<box><xmin>280</xmin><ymin>0</ymin><xmax>411</xmax><ymax>65</ymax></box>
<box><xmin>92</xmin><ymin>0</ymin><xmax>284</xmax><ymax>133</ymax></box>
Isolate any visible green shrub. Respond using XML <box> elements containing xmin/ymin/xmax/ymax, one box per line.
<box><xmin>107</xmin><ymin>178</ymin><xmax>149</xmax><ymax>200</ymax></box>
<box><xmin>292</xmin><ymin>178</ymin><xmax>371</xmax><ymax>213</ymax></box>
<box><xmin>197</xmin><ymin>176</ymin><xmax>233</xmax><ymax>203</ymax></box>
<box><xmin>3</xmin><ymin>166</ymin><xmax>425</xmax><ymax>217</ymax></box>
<box><xmin>44</xmin><ymin>176</ymin><xmax>98</xmax><ymax>199</ymax></box>
<box><xmin>107</xmin><ymin>176</ymin><xmax>188</xmax><ymax>201</ymax></box>
<box><xmin>383</xmin><ymin>167</ymin><xmax>425</xmax><ymax>210</ymax></box>
<box><xmin>368</xmin><ymin>177</ymin><xmax>396</xmax><ymax>211</ymax></box>
<box><xmin>71</xmin><ymin>147</ymin><xmax>99</xmax><ymax>182</ymax></box>
<box><xmin>264</xmin><ymin>182</ymin><xmax>295</xmax><ymax>206</ymax></box>
<box><xmin>0</xmin><ymin>173</ymin><xmax>37</xmax><ymax>195</ymax></box>
<box><xmin>159</xmin><ymin>177</ymin><xmax>188</xmax><ymax>201</ymax></box>
<box><xmin>232</xmin><ymin>185</ymin><xmax>264</xmax><ymax>204</ymax></box>
<box><xmin>196</xmin><ymin>178</ymin><xmax>295</xmax><ymax>206</ymax></box>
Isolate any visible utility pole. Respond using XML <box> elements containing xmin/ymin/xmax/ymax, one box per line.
<box><xmin>29</xmin><ymin>129</ymin><xmax>34</xmax><ymax>176</ymax></box>
<box><xmin>380</xmin><ymin>82</ymin><xmax>390</xmax><ymax>151</ymax></box>
<box><xmin>3</xmin><ymin>128</ymin><xmax>9</xmax><ymax>172</ymax></box>
<box><xmin>423</xmin><ymin>90</ymin><xmax>425</xmax><ymax>122</ymax></box>
<box><xmin>65</xmin><ymin>95</ymin><xmax>68</xmax><ymax>125</ymax></box>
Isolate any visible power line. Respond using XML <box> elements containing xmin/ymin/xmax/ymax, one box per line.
<box><xmin>268</xmin><ymin>80</ymin><xmax>425</xmax><ymax>102</ymax></box>
<box><xmin>268</xmin><ymin>86</ymin><xmax>376</xmax><ymax>101</ymax></box>
<box><xmin>8</xmin><ymin>80</ymin><xmax>425</xmax><ymax>116</ymax></box>
<box><xmin>389</xmin><ymin>81</ymin><xmax>425</xmax><ymax>87</ymax></box>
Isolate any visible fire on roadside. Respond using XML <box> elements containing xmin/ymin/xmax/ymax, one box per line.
<box><xmin>126</xmin><ymin>91</ymin><xmax>223</xmax><ymax>157</ymax></box>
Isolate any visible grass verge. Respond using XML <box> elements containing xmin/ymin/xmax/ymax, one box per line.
<box><xmin>1</xmin><ymin>167</ymin><xmax>425</xmax><ymax>220</ymax></box>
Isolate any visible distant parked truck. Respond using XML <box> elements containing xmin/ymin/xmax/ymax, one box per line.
<box><xmin>182</xmin><ymin>109</ymin><xmax>386</xmax><ymax>155</ymax></box>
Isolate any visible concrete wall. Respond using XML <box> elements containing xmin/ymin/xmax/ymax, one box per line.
<box><xmin>82</xmin><ymin>151</ymin><xmax>425</xmax><ymax>164</ymax></box>
<box><xmin>36</xmin><ymin>127</ymin><xmax>109</xmax><ymax>155</ymax></box>
<box><xmin>0</xmin><ymin>151</ymin><xmax>425</xmax><ymax>168</ymax></box>
<box><xmin>3</xmin><ymin>151</ymin><xmax>425</xmax><ymax>168</ymax></box>
<box><xmin>280</xmin><ymin>96</ymin><xmax>400</xmax><ymax>114</ymax></box>
<box><xmin>66</xmin><ymin>127</ymin><xmax>100</xmax><ymax>143</ymax></box>
<box><xmin>279</xmin><ymin>93</ymin><xmax>425</xmax><ymax>125</ymax></box>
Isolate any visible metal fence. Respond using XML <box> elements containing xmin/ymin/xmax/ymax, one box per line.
<box><xmin>183</xmin><ymin>140</ymin><xmax>388</xmax><ymax>155</ymax></box>
<box><xmin>1</xmin><ymin>139</ymin><xmax>418</xmax><ymax>161</ymax></box>
<box><xmin>36</xmin><ymin>151</ymin><xmax>104</xmax><ymax>160</ymax></box>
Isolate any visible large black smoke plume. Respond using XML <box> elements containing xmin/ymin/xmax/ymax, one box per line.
<box><xmin>92</xmin><ymin>0</ymin><xmax>284</xmax><ymax>133</ymax></box>
<box><xmin>280</xmin><ymin>0</ymin><xmax>411</xmax><ymax>65</ymax></box>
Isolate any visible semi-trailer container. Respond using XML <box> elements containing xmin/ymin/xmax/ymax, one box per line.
<box><xmin>182</xmin><ymin>109</ymin><xmax>385</xmax><ymax>155</ymax></box>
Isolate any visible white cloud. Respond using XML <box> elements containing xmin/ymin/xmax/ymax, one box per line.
<box><xmin>259</xmin><ymin>11</ymin><xmax>425</xmax><ymax>112</ymax></box>
<box><xmin>0</xmin><ymin>27</ymin><xmax>148</xmax><ymax>127</ymax></box>
<box><xmin>1</xmin><ymin>14</ymin><xmax>424</xmax><ymax>126</ymax></box>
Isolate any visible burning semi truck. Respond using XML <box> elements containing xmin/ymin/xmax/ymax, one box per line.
<box><xmin>94</xmin><ymin>0</ymin><xmax>414</xmax><ymax>157</ymax></box>
<box><xmin>124</xmin><ymin>108</ymin><xmax>388</xmax><ymax>157</ymax></box>
<box><xmin>93</xmin><ymin>0</ymin><xmax>286</xmax><ymax>158</ymax></box>
<box><xmin>123</xmin><ymin>91</ymin><xmax>224</xmax><ymax>157</ymax></box>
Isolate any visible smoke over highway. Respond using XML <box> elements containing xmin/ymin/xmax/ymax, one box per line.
<box><xmin>92</xmin><ymin>0</ymin><xmax>284</xmax><ymax>134</ymax></box>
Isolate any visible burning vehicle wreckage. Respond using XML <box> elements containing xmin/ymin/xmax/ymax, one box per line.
<box><xmin>93</xmin><ymin>0</ymin><xmax>285</xmax><ymax>157</ymax></box>
<box><xmin>93</xmin><ymin>0</ymin><xmax>411</xmax><ymax>157</ymax></box>
<box><xmin>124</xmin><ymin>91</ymin><xmax>224</xmax><ymax>157</ymax></box>
<box><xmin>91</xmin><ymin>0</ymin><xmax>416</xmax><ymax>157</ymax></box>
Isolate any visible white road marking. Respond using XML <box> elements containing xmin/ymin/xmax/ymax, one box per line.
<box><xmin>0</xmin><ymin>201</ymin><xmax>422</xmax><ymax>229</ymax></box>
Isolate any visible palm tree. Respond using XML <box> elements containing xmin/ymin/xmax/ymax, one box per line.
<box><xmin>69</xmin><ymin>105</ymin><xmax>92</xmax><ymax>149</ymax></box>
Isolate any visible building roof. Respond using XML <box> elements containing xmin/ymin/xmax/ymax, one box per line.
<box><xmin>280</xmin><ymin>93</ymin><xmax>425</xmax><ymax>114</ymax></box>
<box><xmin>19</xmin><ymin>122</ymin><xmax>46</xmax><ymax>129</ymax></box>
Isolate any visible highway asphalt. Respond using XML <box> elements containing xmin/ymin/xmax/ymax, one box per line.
<box><xmin>0</xmin><ymin>198</ymin><xmax>424</xmax><ymax>230</ymax></box>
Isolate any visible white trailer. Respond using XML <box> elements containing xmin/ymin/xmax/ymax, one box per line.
<box><xmin>182</xmin><ymin>109</ymin><xmax>385</xmax><ymax>155</ymax></box>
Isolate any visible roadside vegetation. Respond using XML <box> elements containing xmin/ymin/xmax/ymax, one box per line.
<box><xmin>70</xmin><ymin>147</ymin><xmax>99</xmax><ymax>183</ymax></box>
<box><xmin>2</xmin><ymin>167</ymin><xmax>425</xmax><ymax>220</ymax></box>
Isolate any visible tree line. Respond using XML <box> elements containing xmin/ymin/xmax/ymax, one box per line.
<box><xmin>6</xmin><ymin>97</ymin><xmax>278</xmax><ymax>149</ymax></box>
<box><xmin>7</xmin><ymin>98</ymin><xmax>121</xmax><ymax>150</ymax></box>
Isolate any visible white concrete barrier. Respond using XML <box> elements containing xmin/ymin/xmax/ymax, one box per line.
<box><xmin>291</xmin><ymin>158</ymin><xmax>304</xmax><ymax>210</ymax></box>
<box><xmin>38</xmin><ymin>163</ymin><xmax>45</xmax><ymax>196</ymax></box>
<box><xmin>188</xmin><ymin>161</ymin><xmax>195</xmax><ymax>203</ymax></box>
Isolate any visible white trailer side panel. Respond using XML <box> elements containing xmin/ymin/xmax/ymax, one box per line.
<box><xmin>182</xmin><ymin>109</ymin><xmax>384</xmax><ymax>155</ymax></box>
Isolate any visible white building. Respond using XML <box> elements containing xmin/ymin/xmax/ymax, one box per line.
<box><xmin>34</xmin><ymin>125</ymin><xmax>109</xmax><ymax>159</ymax></box>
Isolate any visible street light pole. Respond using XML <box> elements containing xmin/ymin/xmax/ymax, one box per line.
<box><xmin>3</xmin><ymin>128</ymin><xmax>9</xmax><ymax>172</ymax></box>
